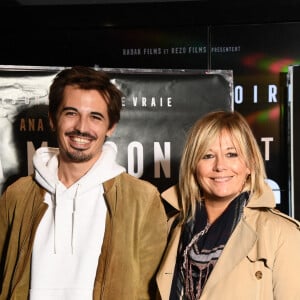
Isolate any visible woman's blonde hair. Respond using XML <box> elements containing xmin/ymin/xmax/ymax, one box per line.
<box><xmin>178</xmin><ymin>110</ymin><xmax>267</xmax><ymax>223</ymax></box>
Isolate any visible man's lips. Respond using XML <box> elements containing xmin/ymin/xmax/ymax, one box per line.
<box><xmin>66</xmin><ymin>131</ymin><xmax>96</xmax><ymax>149</ymax></box>
<box><xmin>70</xmin><ymin>136</ymin><xmax>93</xmax><ymax>145</ymax></box>
<box><xmin>66</xmin><ymin>131</ymin><xmax>96</xmax><ymax>140</ymax></box>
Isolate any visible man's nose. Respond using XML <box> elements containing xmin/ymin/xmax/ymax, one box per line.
<box><xmin>74</xmin><ymin>115</ymin><xmax>88</xmax><ymax>132</ymax></box>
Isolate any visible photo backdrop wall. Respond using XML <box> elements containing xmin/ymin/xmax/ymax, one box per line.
<box><xmin>0</xmin><ymin>66</ymin><xmax>233</xmax><ymax>195</ymax></box>
<box><xmin>0</xmin><ymin>7</ymin><xmax>297</xmax><ymax>216</ymax></box>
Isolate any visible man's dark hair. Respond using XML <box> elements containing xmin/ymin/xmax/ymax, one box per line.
<box><xmin>48</xmin><ymin>66</ymin><xmax>123</xmax><ymax>129</ymax></box>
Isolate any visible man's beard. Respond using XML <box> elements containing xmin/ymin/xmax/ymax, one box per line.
<box><xmin>65</xmin><ymin>149</ymin><xmax>93</xmax><ymax>163</ymax></box>
<box><xmin>63</xmin><ymin>130</ymin><xmax>96</xmax><ymax>162</ymax></box>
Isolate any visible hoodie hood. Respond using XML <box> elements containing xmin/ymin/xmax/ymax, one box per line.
<box><xmin>30</xmin><ymin>142</ymin><xmax>126</xmax><ymax>296</ymax></box>
<box><xmin>33</xmin><ymin>141</ymin><xmax>126</xmax><ymax>194</ymax></box>
<box><xmin>32</xmin><ymin>141</ymin><xmax>126</xmax><ymax>256</ymax></box>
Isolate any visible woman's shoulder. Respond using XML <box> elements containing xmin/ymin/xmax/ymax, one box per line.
<box><xmin>268</xmin><ymin>208</ymin><xmax>300</xmax><ymax>229</ymax></box>
<box><xmin>251</xmin><ymin>207</ymin><xmax>300</xmax><ymax>237</ymax></box>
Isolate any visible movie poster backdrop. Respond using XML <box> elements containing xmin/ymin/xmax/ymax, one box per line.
<box><xmin>67</xmin><ymin>24</ymin><xmax>291</xmax><ymax>214</ymax></box>
<box><xmin>103</xmin><ymin>24</ymin><xmax>296</xmax><ymax>215</ymax></box>
<box><xmin>0</xmin><ymin>66</ymin><xmax>233</xmax><ymax>194</ymax></box>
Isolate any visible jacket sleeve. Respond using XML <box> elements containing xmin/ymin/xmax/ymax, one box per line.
<box><xmin>139</xmin><ymin>189</ymin><xmax>168</xmax><ymax>300</ymax></box>
<box><xmin>0</xmin><ymin>190</ymin><xmax>10</xmax><ymax>299</ymax></box>
<box><xmin>272</xmin><ymin>217</ymin><xmax>300</xmax><ymax>299</ymax></box>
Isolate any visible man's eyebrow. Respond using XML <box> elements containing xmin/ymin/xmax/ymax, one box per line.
<box><xmin>62</xmin><ymin>107</ymin><xmax>105</xmax><ymax>119</ymax></box>
<box><xmin>62</xmin><ymin>106</ymin><xmax>78</xmax><ymax>112</ymax></box>
<box><xmin>90</xmin><ymin>111</ymin><xmax>105</xmax><ymax>119</ymax></box>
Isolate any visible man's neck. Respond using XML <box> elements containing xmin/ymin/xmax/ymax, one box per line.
<box><xmin>57</xmin><ymin>159</ymin><xmax>96</xmax><ymax>188</ymax></box>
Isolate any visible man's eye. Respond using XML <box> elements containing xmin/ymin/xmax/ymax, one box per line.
<box><xmin>65</xmin><ymin>111</ymin><xmax>76</xmax><ymax>116</ymax></box>
<box><xmin>91</xmin><ymin>115</ymin><xmax>102</xmax><ymax>121</ymax></box>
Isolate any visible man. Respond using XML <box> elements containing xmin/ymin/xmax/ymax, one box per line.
<box><xmin>0</xmin><ymin>66</ymin><xmax>168</xmax><ymax>299</ymax></box>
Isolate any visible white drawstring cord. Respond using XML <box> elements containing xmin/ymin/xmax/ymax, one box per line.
<box><xmin>52</xmin><ymin>189</ymin><xmax>57</xmax><ymax>254</ymax></box>
<box><xmin>71</xmin><ymin>184</ymin><xmax>80</xmax><ymax>254</ymax></box>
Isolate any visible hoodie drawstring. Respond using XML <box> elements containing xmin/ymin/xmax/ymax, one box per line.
<box><xmin>52</xmin><ymin>183</ymin><xmax>80</xmax><ymax>255</ymax></box>
<box><xmin>52</xmin><ymin>189</ymin><xmax>57</xmax><ymax>254</ymax></box>
<box><xmin>71</xmin><ymin>184</ymin><xmax>80</xmax><ymax>254</ymax></box>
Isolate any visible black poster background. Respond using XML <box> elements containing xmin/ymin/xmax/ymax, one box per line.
<box><xmin>0</xmin><ymin>67</ymin><xmax>233</xmax><ymax>194</ymax></box>
<box><xmin>210</xmin><ymin>23</ymin><xmax>296</xmax><ymax>215</ymax></box>
<box><xmin>288</xmin><ymin>65</ymin><xmax>300</xmax><ymax>220</ymax></box>
<box><xmin>97</xmin><ymin>23</ymin><xmax>299</xmax><ymax>215</ymax></box>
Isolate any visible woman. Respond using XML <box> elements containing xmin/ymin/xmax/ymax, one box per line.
<box><xmin>157</xmin><ymin>110</ymin><xmax>300</xmax><ymax>300</ymax></box>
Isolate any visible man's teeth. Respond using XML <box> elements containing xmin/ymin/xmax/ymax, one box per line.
<box><xmin>72</xmin><ymin>137</ymin><xmax>89</xmax><ymax>144</ymax></box>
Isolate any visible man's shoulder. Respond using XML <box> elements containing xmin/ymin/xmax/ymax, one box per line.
<box><xmin>119</xmin><ymin>172</ymin><xmax>154</xmax><ymax>184</ymax></box>
<box><xmin>104</xmin><ymin>172</ymin><xmax>158</xmax><ymax>193</ymax></box>
<box><xmin>4</xmin><ymin>175</ymin><xmax>41</xmax><ymax>196</ymax></box>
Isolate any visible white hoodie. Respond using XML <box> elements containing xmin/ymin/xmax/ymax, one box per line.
<box><xmin>30</xmin><ymin>142</ymin><xmax>125</xmax><ymax>300</ymax></box>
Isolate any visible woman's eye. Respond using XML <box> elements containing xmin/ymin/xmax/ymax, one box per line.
<box><xmin>203</xmin><ymin>154</ymin><xmax>214</xmax><ymax>159</ymax></box>
<box><xmin>227</xmin><ymin>152</ymin><xmax>238</xmax><ymax>158</ymax></box>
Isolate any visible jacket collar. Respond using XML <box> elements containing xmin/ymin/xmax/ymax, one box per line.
<box><xmin>102</xmin><ymin>176</ymin><xmax>118</xmax><ymax>216</ymax></box>
<box><xmin>246</xmin><ymin>184</ymin><xmax>276</xmax><ymax>208</ymax></box>
<box><xmin>161</xmin><ymin>185</ymin><xmax>180</xmax><ymax>210</ymax></box>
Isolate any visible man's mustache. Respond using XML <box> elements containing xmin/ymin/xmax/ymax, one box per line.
<box><xmin>65</xmin><ymin>130</ymin><xmax>96</xmax><ymax>140</ymax></box>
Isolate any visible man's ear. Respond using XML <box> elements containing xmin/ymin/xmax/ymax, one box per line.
<box><xmin>106</xmin><ymin>123</ymin><xmax>117</xmax><ymax>137</ymax></box>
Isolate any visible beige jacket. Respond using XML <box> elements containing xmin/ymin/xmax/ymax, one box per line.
<box><xmin>157</xmin><ymin>184</ymin><xmax>300</xmax><ymax>300</ymax></box>
<box><xmin>0</xmin><ymin>173</ymin><xmax>168</xmax><ymax>300</ymax></box>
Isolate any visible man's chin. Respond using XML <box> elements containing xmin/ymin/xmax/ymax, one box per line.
<box><xmin>66</xmin><ymin>151</ymin><xmax>93</xmax><ymax>163</ymax></box>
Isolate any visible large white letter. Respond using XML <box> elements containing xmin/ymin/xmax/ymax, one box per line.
<box><xmin>253</xmin><ymin>85</ymin><xmax>258</xmax><ymax>103</ymax></box>
<box><xmin>265</xmin><ymin>178</ymin><xmax>281</xmax><ymax>204</ymax></box>
<box><xmin>128</xmin><ymin>141</ymin><xmax>144</xmax><ymax>178</ymax></box>
<box><xmin>234</xmin><ymin>85</ymin><xmax>243</xmax><ymax>104</ymax></box>
<box><xmin>268</xmin><ymin>85</ymin><xmax>277</xmax><ymax>103</ymax></box>
<box><xmin>261</xmin><ymin>137</ymin><xmax>274</xmax><ymax>161</ymax></box>
<box><xmin>154</xmin><ymin>142</ymin><xmax>171</xmax><ymax>178</ymax></box>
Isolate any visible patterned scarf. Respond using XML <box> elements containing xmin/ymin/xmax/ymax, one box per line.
<box><xmin>170</xmin><ymin>192</ymin><xmax>249</xmax><ymax>300</ymax></box>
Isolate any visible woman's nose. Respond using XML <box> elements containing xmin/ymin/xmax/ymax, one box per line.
<box><xmin>213</xmin><ymin>156</ymin><xmax>227</xmax><ymax>171</ymax></box>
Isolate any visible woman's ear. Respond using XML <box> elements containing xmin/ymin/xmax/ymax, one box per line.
<box><xmin>246</xmin><ymin>166</ymin><xmax>251</xmax><ymax>176</ymax></box>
